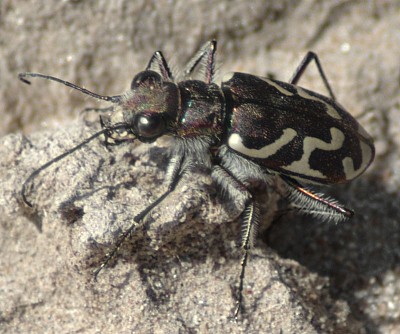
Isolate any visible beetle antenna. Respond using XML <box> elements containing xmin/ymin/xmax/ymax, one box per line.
<box><xmin>18</xmin><ymin>72</ymin><xmax>121</xmax><ymax>103</ymax></box>
<box><xmin>21</xmin><ymin>123</ymin><xmax>129</xmax><ymax>207</ymax></box>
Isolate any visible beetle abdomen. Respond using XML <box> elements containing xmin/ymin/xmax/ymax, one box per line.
<box><xmin>222</xmin><ymin>72</ymin><xmax>374</xmax><ymax>184</ymax></box>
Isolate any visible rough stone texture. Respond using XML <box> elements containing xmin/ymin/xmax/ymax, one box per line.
<box><xmin>1</xmin><ymin>1</ymin><xmax>400</xmax><ymax>333</ymax></box>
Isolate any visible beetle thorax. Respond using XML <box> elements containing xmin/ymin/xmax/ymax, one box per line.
<box><xmin>175</xmin><ymin>80</ymin><xmax>225</xmax><ymax>141</ymax></box>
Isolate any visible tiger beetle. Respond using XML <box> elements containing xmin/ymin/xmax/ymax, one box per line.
<box><xmin>19</xmin><ymin>40</ymin><xmax>375</xmax><ymax>318</ymax></box>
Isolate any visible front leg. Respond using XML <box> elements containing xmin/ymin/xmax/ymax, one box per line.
<box><xmin>93</xmin><ymin>153</ymin><xmax>185</xmax><ymax>279</ymax></box>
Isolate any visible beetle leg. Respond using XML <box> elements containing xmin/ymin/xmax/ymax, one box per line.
<box><xmin>145</xmin><ymin>50</ymin><xmax>174</xmax><ymax>81</ymax></box>
<box><xmin>183</xmin><ymin>40</ymin><xmax>217</xmax><ymax>84</ymax></box>
<box><xmin>289</xmin><ymin>51</ymin><xmax>336</xmax><ymax>101</ymax></box>
<box><xmin>234</xmin><ymin>198</ymin><xmax>260</xmax><ymax>319</ymax></box>
<box><xmin>281</xmin><ymin>175</ymin><xmax>354</xmax><ymax>223</ymax></box>
<box><xmin>93</xmin><ymin>153</ymin><xmax>185</xmax><ymax>279</ymax></box>
<box><xmin>211</xmin><ymin>164</ymin><xmax>259</xmax><ymax>319</ymax></box>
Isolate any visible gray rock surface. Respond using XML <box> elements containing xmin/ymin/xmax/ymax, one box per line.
<box><xmin>1</xmin><ymin>1</ymin><xmax>400</xmax><ymax>333</ymax></box>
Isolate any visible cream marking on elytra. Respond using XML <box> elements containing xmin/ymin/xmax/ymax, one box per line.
<box><xmin>342</xmin><ymin>157</ymin><xmax>356</xmax><ymax>180</ymax></box>
<box><xmin>342</xmin><ymin>141</ymin><xmax>373</xmax><ymax>180</ymax></box>
<box><xmin>296</xmin><ymin>87</ymin><xmax>341</xmax><ymax>119</ymax></box>
<box><xmin>283</xmin><ymin>127</ymin><xmax>345</xmax><ymax>179</ymax></box>
<box><xmin>261</xmin><ymin>78</ymin><xmax>294</xmax><ymax>96</ymax></box>
<box><xmin>228</xmin><ymin>128</ymin><xmax>297</xmax><ymax>158</ymax></box>
<box><xmin>222</xmin><ymin>72</ymin><xmax>235</xmax><ymax>82</ymax></box>
<box><xmin>360</xmin><ymin>141</ymin><xmax>374</xmax><ymax>171</ymax></box>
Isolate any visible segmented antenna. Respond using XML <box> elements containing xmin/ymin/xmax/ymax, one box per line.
<box><xmin>18</xmin><ymin>72</ymin><xmax>121</xmax><ymax>103</ymax></box>
<box><xmin>21</xmin><ymin>124</ymin><xmax>130</xmax><ymax>207</ymax></box>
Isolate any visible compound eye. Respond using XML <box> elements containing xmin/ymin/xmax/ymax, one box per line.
<box><xmin>131</xmin><ymin>71</ymin><xmax>162</xmax><ymax>89</ymax></box>
<box><xmin>134</xmin><ymin>113</ymin><xmax>166</xmax><ymax>139</ymax></box>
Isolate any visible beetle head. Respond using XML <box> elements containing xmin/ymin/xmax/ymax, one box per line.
<box><xmin>107</xmin><ymin>70</ymin><xmax>179</xmax><ymax>143</ymax></box>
